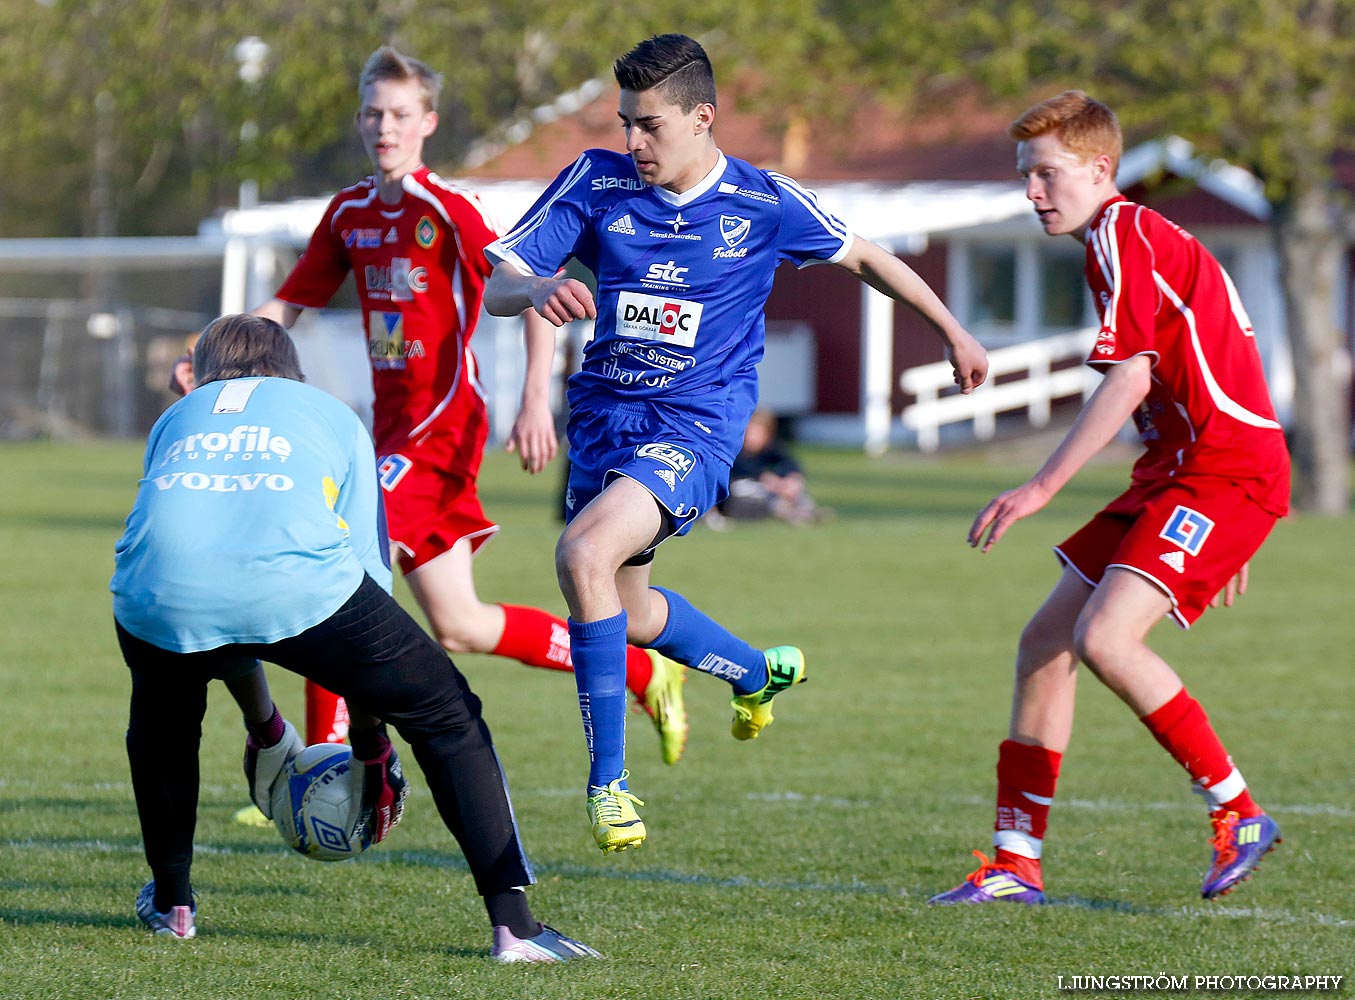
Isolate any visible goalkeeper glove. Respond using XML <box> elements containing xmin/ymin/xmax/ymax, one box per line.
<box><xmin>354</xmin><ymin>729</ymin><xmax>408</xmax><ymax>847</ymax></box>
<box><xmin>243</xmin><ymin>720</ymin><xmax>303</xmax><ymax>820</ymax></box>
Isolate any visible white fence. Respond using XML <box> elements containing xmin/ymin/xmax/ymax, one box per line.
<box><xmin>900</xmin><ymin>328</ymin><xmax>1101</xmax><ymax>452</ymax></box>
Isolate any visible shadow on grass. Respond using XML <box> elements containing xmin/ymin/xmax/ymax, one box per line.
<box><xmin>0</xmin><ymin>512</ymin><xmax>130</xmax><ymax>532</ymax></box>
<box><xmin>0</xmin><ymin>907</ymin><xmax>141</xmax><ymax>931</ymax></box>
<box><xmin>1045</xmin><ymin>894</ymin><xmax>1154</xmax><ymax>914</ymax></box>
<box><xmin>0</xmin><ymin>906</ymin><xmax>490</xmax><ymax>958</ymax></box>
<box><xmin>1</xmin><ymin>832</ymin><xmax>1187</xmax><ymax>919</ymax></box>
<box><xmin>0</xmin><ymin>834</ymin><xmax>1173</xmax><ymax>910</ymax></box>
<box><xmin>371</xmin><ymin>847</ymin><xmax>900</xmax><ymax>897</ymax></box>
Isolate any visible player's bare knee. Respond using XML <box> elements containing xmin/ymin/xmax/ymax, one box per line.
<box><xmin>624</xmin><ymin>610</ymin><xmax>663</xmax><ymax>646</ymax></box>
<box><xmin>555</xmin><ymin>530</ymin><xmax>609</xmax><ymax>590</ymax></box>
<box><xmin>427</xmin><ymin>605</ymin><xmax>499</xmax><ymax>656</ymax></box>
<box><xmin>1016</xmin><ymin>620</ymin><xmax>1071</xmax><ymax>678</ymax></box>
<box><xmin>1072</xmin><ymin>615</ymin><xmax>1122</xmax><ymax>680</ymax></box>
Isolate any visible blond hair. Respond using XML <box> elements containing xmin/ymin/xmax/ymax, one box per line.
<box><xmin>1008</xmin><ymin>90</ymin><xmax>1122</xmax><ymax>172</ymax></box>
<box><xmin>358</xmin><ymin>46</ymin><xmax>441</xmax><ymax>112</ymax></box>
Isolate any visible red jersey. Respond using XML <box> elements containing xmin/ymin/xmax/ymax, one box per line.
<box><xmin>1083</xmin><ymin>196</ymin><xmax>1290</xmax><ymax>516</ymax></box>
<box><xmin>276</xmin><ymin>166</ymin><xmax>499</xmax><ymax>456</ymax></box>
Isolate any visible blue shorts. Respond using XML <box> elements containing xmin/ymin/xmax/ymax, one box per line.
<box><xmin>565</xmin><ymin>402</ymin><xmax>730</xmax><ymax>557</ymax></box>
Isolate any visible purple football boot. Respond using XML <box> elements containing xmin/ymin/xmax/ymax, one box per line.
<box><xmin>1201</xmin><ymin>811</ymin><xmax>1281</xmax><ymax>900</ymax></box>
<box><xmin>927</xmin><ymin>851</ymin><xmax>1046</xmax><ymax>905</ymax></box>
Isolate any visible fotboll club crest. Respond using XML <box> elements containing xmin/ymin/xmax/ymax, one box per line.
<box><xmin>720</xmin><ymin>215</ymin><xmax>751</xmax><ymax>248</ymax></box>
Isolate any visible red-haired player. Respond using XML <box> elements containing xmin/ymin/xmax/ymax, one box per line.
<box><xmin>930</xmin><ymin>91</ymin><xmax>1288</xmax><ymax>905</ymax></box>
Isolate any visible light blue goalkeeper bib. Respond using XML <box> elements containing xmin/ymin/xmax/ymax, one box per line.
<box><xmin>111</xmin><ymin>377</ymin><xmax>392</xmax><ymax>653</ymax></box>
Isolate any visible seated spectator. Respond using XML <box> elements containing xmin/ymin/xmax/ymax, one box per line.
<box><xmin>720</xmin><ymin>410</ymin><xmax>829</xmax><ymax>525</ymax></box>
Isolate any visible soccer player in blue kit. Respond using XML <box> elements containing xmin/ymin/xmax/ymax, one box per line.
<box><xmin>484</xmin><ymin>34</ymin><xmax>989</xmax><ymax>853</ymax></box>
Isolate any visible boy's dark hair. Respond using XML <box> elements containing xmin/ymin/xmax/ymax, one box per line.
<box><xmin>193</xmin><ymin>314</ymin><xmax>304</xmax><ymax>385</ymax></box>
<box><xmin>613</xmin><ymin>33</ymin><xmax>716</xmax><ymax>111</ymax></box>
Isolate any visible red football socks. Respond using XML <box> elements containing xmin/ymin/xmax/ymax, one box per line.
<box><xmin>993</xmin><ymin>739</ymin><xmax>1063</xmax><ymax>888</ymax></box>
<box><xmin>494</xmin><ymin>604</ymin><xmax>654</xmax><ymax>700</ymax></box>
<box><xmin>1140</xmin><ymin>688</ymin><xmax>1260</xmax><ymax>817</ymax></box>
<box><xmin>304</xmin><ymin>680</ymin><xmax>349</xmax><ymax>745</ymax></box>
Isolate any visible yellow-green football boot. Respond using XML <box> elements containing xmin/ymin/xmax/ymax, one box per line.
<box><xmin>641</xmin><ymin>650</ymin><xmax>688</xmax><ymax>766</ymax></box>
<box><xmin>586</xmin><ymin>772</ymin><xmax>647</xmax><ymax>853</ymax></box>
<box><xmin>730</xmin><ymin>645</ymin><xmax>807</xmax><ymax>740</ymax></box>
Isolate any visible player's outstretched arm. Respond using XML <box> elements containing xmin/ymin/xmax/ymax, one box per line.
<box><xmin>485</xmin><ymin>262</ymin><xmax>596</xmax><ymax>327</ymax></box>
<box><xmin>969</xmin><ymin>355</ymin><xmax>1151</xmax><ymax>552</ymax></box>
<box><xmin>836</xmin><ymin>237</ymin><xmax>988</xmax><ymax>394</ymax></box>
<box><xmin>506</xmin><ymin>309</ymin><xmax>560</xmax><ymax>474</ymax></box>
<box><xmin>251</xmin><ymin>299</ymin><xmax>305</xmax><ymax>329</ymax></box>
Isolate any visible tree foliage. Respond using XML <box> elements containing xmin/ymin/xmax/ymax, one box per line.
<box><xmin>923</xmin><ymin>0</ymin><xmax>1355</xmax><ymax>511</ymax></box>
<box><xmin>3</xmin><ymin>0</ymin><xmax>1349</xmax><ymax>508</ymax></box>
<box><xmin>0</xmin><ymin>1</ymin><xmax>655</xmax><ymax>236</ymax></box>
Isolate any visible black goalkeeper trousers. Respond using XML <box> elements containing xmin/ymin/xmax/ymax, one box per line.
<box><xmin>117</xmin><ymin>573</ymin><xmax>535</xmax><ymax>906</ymax></box>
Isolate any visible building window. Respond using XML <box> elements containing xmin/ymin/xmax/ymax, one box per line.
<box><xmin>1040</xmin><ymin>249</ymin><xmax>1090</xmax><ymax>329</ymax></box>
<box><xmin>953</xmin><ymin>239</ymin><xmax>1095</xmax><ymax>343</ymax></box>
<box><xmin>970</xmin><ymin>246</ymin><xmax>1016</xmax><ymax>328</ymax></box>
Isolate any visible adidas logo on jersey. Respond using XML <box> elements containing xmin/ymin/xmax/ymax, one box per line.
<box><xmin>1159</xmin><ymin>550</ymin><xmax>1186</xmax><ymax>574</ymax></box>
<box><xmin>607</xmin><ymin>214</ymin><xmax>637</xmax><ymax>235</ymax></box>
<box><xmin>654</xmin><ymin>468</ymin><xmax>676</xmax><ymax>490</ymax></box>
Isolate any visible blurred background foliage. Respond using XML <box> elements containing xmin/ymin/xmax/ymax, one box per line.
<box><xmin>1</xmin><ymin>0</ymin><xmax>1350</xmax><ymax>510</ymax></box>
<box><xmin>4</xmin><ymin>0</ymin><xmax>1351</xmax><ymax>240</ymax></box>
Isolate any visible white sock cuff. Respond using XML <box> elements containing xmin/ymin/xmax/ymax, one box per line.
<box><xmin>1195</xmin><ymin>767</ymin><xmax>1247</xmax><ymax>810</ymax></box>
<box><xmin>993</xmin><ymin>829</ymin><xmax>1043</xmax><ymax>859</ymax></box>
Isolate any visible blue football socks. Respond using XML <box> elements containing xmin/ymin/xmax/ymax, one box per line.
<box><xmin>568</xmin><ymin>612</ymin><xmax>630</xmax><ymax>790</ymax></box>
<box><xmin>649</xmin><ymin>586</ymin><xmax>768</xmax><ymax>696</ymax></box>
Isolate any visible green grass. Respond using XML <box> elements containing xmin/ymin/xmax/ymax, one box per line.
<box><xmin>0</xmin><ymin>440</ymin><xmax>1349</xmax><ymax>999</ymax></box>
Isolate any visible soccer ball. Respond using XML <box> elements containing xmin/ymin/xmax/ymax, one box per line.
<box><xmin>271</xmin><ymin>743</ymin><xmax>367</xmax><ymax>862</ymax></box>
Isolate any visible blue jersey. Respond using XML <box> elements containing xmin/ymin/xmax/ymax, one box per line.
<box><xmin>111</xmin><ymin>377</ymin><xmax>392</xmax><ymax>653</ymax></box>
<box><xmin>487</xmin><ymin>150</ymin><xmax>852</xmax><ymax>462</ymax></box>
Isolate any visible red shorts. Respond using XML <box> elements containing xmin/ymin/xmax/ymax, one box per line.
<box><xmin>375</xmin><ymin>392</ymin><xmax>497</xmax><ymax>575</ymax></box>
<box><xmin>1054</xmin><ymin>477</ymin><xmax>1278</xmax><ymax>629</ymax></box>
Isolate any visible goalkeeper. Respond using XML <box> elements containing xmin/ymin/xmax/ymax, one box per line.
<box><xmin>111</xmin><ymin>314</ymin><xmax>597</xmax><ymax>962</ymax></box>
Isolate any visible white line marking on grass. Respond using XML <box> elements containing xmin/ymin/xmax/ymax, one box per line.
<box><xmin>742</xmin><ymin>791</ymin><xmax>865</xmax><ymax>808</ymax></box>
<box><xmin>534</xmin><ymin>788</ymin><xmax>867</xmax><ymax>808</ymax></box>
<box><xmin>373</xmin><ymin>850</ymin><xmax>895</xmax><ymax>896</ymax></box>
<box><xmin>954</xmin><ymin>795</ymin><xmax>1355</xmax><ymax>819</ymax></box>
<box><xmin>3</xmin><ymin>838</ymin><xmax>279</xmax><ymax>858</ymax></box>
<box><xmin>8</xmin><ymin>780</ymin><xmax>1346</xmax><ymax>819</ymax></box>
<box><xmin>1177</xmin><ymin>905</ymin><xmax>1352</xmax><ymax>927</ymax></box>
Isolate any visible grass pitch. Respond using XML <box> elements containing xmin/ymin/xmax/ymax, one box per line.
<box><xmin>0</xmin><ymin>439</ymin><xmax>1348</xmax><ymax>999</ymax></box>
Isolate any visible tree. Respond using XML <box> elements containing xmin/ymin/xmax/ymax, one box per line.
<box><xmin>931</xmin><ymin>0</ymin><xmax>1354</xmax><ymax>514</ymax></box>
<box><xmin>0</xmin><ymin>1</ymin><xmax>665</xmax><ymax>237</ymax></box>
<box><xmin>0</xmin><ymin>1</ymin><xmax>919</xmax><ymax>237</ymax></box>
<box><xmin>0</xmin><ymin>1</ymin><xmax>376</xmax><ymax>236</ymax></box>
<box><xmin>717</xmin><ymin>0</ymin><xmax>1353</xmax><ymax>514</ymax></box>
<box><xmin>6</xmin><ymin>0</ymin><xmax>1346</xmax><ymax>512</ymax></box>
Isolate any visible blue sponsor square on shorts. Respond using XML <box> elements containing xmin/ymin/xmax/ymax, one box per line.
<box><xmin>1158</xmin><ymin>504</ymin><xmax>1215</xmax><ymax>556</ymax></box>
